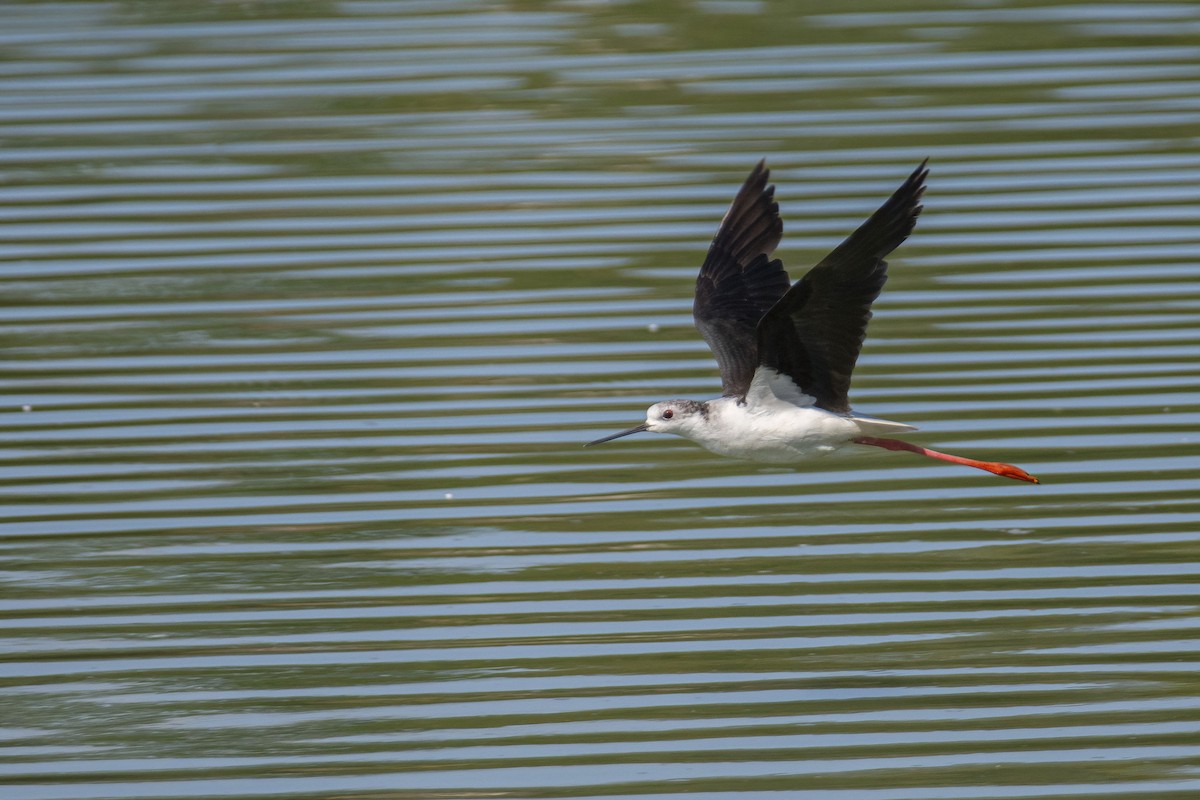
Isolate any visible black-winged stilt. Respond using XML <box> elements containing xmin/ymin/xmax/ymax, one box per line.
<box><xmin>586</xmin><ymin>160</ymin><xmax>1039</xmax><ymax>484</ymax></box>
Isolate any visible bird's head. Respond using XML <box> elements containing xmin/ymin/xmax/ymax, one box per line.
<box><xmin>585</xmin><ymin>400</ymin><xmax>708</xmax><ymax>446</ymax></box>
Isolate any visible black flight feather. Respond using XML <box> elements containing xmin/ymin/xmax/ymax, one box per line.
<box><xmin>693</xmin><ymin>160</ymin><xmax>792</xmax><ymax>397</ymax></box>
<box><xmin>692</xmin><ymin>159</ymin><xmax>927</xmax><ymax>410</ymax></box>
<box><xmin>755</xmin><ymin>160</ymin><xmax>928</xmax><ymax>412</ymax></box>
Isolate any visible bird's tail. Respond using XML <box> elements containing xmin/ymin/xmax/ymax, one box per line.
<box><xmin>850</xmin><ymin>415</ymin><xmax>918</xmax><ymax>435</ymax></box>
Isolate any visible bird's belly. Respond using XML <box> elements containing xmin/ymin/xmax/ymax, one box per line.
<box><xmin>694</xmin><ymin>406</ymin><xmax>860</xmax><ymax>463</ymax></box>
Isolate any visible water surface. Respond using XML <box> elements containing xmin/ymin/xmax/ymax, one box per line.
<box><xmin>2</xmin><ymin>2</ymin><xmax>1200</xmax><ymax>798</ymax></box>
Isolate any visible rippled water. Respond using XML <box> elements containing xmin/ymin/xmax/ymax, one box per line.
<box><xmin>3</xmin><ymin>2</ymin><xmax>1200</xmax><ymax>798</ymax></box>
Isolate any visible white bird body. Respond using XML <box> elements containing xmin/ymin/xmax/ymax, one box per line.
<box><xmin>587</xmin><ymin>160</ymin><xmax>1039</xmax><ymax>484</ymax></box>
<box><xmin>646</xmin><ymin>369</ymin><xmax>917</xmax><ymax>464</ymax></box>
<box><xmin>669</xmin><ymin>398</ymin><xmax>860</xmax><ymax>463</ymax></box>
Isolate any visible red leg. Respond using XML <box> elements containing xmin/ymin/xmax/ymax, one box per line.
<box><xmin>853</xmin><ymin>436</ymin><xmax>1040</xmax><ymax>484</ymax></box>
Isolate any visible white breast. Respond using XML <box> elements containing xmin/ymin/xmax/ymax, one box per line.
<box><xmin>666</xmin><ymin>367</ymin><xmax>917</xmax><ymax>464</ymax></box>
<box><xmin>688</xmin><ymin>395</ymin><xmax>862</xmax><ymax>463</ymax></box>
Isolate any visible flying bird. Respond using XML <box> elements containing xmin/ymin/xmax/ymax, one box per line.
<box><xmin>586</xmin><ymin>160</ymin><xmax>1039</xmax><ymax>484</ymax></box>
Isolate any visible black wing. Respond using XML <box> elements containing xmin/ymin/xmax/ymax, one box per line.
<box><xmin>693</xmin><ymin>160</ymin><xmax>792</xmax><ymax>397</ymax></box>
<box><xmin>755</xmin><ymin>160</ymin><xmax>928</xmax><ymax>413</ymax></box>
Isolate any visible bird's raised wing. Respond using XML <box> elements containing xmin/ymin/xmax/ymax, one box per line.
<box><xmin>692</xmin><ymin>161</ymin><xmax>792</xmax><ymax>397</ymax></box>
<box><xmin>755</xmin><ymin>160</ymin><xmax>928</xmax><ymax>413</ymax></box>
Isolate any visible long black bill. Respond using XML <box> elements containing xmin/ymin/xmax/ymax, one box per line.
<box><xmin>584</xmin><ymin>422</ymin><xmax>650</xmax><ymax>447</ymax></box>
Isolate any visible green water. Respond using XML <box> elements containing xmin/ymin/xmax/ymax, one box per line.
<box><xmin>2</xmin><ymin>1</ymin><xmax>1200</xmax><ymax>798</ymax></box>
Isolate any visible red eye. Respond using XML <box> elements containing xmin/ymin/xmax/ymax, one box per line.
<box><xmin>662</xmin><ymin>409</ymin><xmax>674</xmax><ymax>419</ymax></box>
